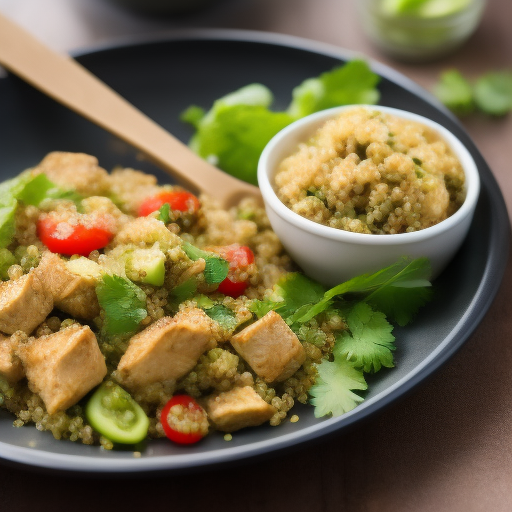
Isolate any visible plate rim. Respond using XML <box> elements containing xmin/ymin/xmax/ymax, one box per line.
<box><xmin>0</xmin><ymin>28</ymin><xmax>509</xmax><ymax>473</ymax></box>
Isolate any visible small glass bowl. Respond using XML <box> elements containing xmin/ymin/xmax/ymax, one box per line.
<box><xmin>354</xmin><ymin>0</ymin><xmax>487</xmax><ymax>62</ymax></box>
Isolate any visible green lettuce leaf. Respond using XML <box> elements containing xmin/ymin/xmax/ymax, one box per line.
<box><xmin>287</xmin><ymin>60</ymin><xmax>381</xmax><ymax>118</ymax></box>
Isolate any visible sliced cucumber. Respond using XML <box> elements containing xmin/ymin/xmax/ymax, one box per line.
<box><xmin>86</xmin><ymin>382</ymin><xmax>149</xmax><ymax>444</ymax></box>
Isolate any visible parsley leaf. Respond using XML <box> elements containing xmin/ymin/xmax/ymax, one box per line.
<box><xmin>182</xmin><ymin>242</ymin><xmax>229</xmax><ymax>285</ymax></box>
<box><xmin>309</xmin><ymin>356</ymin><xmax>367</xmax><ymax>417</ymax></box>
<box><xmin>335</xmin><ymin>302</ymin><xmax>395</xmax><ymax>373</ymax></box>
<box><xmin>96</xmin><ymin>275</ymin><xmax>147</xmax><ymax>336</ymax></box>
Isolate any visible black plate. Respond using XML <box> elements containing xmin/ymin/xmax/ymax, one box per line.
<box><xmin>0</xmin><ymin>30</ymin><xmax>509</xmax><ymax>473</ymax></box>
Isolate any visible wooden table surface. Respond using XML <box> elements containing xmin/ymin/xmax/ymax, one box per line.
<box><xmin>1</xmin><ymin>0</ymin><xmax>511</xmax><ymax>510</ymax></box>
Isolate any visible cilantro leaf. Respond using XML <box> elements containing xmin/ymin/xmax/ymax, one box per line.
<box><xmin>96</xmin><ymin>275</ymin><xmax>147</xmax><ymax>336</ymax></box>
<box><xmin>298</xmin><ymin>257</ymin><xmax>432</xmax><ymax>324</ymax></box>
<box><xmin>335</xmin><ymin>302</ymin><xmax>395</xmax><ymax>373</ymax></box>
<box><xmin>204</xmin><ymin>304</ymin><xmax>238</xmax><ymax>332</ymax></box>
<box><xmin>287</xmin><ymin>60</ymin><xmax>380</xmax><ymax>118</ymax></box>
<box><xmin>274</xmin><ymin>272</ymin><xmax>326</xmax><ymax>319</ymax></box>
<box><xmin>182</xmin><ymin>242</ymin><xmax>229</xmax><ymax>285</ymax></box>
<box><xmin>433</xmin><ymin>70</ymin><xmax>474</xmax><ymax>115</ymax></box>
<box><xmin>309</xmin><ymin>356</ymin><xmax>367</xmax><ymax>417</ymax></box>
<box><xmin>474</xmin><ymin>71</ymin><xmax>512</xmax><ymax>116</ymax></box>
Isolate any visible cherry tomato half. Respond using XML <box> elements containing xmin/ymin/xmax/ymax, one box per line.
<box><xmin>138</xmin><ymin>191</ymin><xmax>200</xmax><ymax>217</ymax></box>
<box><xmin>37</xmin><ymin>216</ymin><xmax>113</xmax><ymax>256</ymax></box>
<box><xmin>212</xmin><ymin>244</ymin><xmax>255</xmax><ymax>298</ymax></box>
<box><xmin>160</xmin><ymin>395</ymin><xmax>208</xmax><ymax>445</ymax></box>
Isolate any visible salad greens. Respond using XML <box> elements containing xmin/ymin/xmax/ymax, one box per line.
<box><xmin>251</xmin><ymin>257</ymin><xmax>432</xmax><ymax>417</ymax></box>
<box><xmin>181</xmin><ymin>60</ymin><xmax>380</xmax><ymax>185</ymax></box>
<box><xmin>433</xmin><ymin>69</ymin><xmax>512</xmax><ymax>116</ymax></box>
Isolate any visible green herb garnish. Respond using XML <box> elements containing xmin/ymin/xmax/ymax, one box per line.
<box><xmin>96</xmin><ymin>275</ymin><xmax>147</xmax><ymax>336</ymax></box>
<box><xmin>182</xmin><ymin>242</ymin><xmax>229</xmax><ymax>285</ymax></box>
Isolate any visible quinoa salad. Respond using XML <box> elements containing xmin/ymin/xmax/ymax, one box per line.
<box><xmin>0</xmin><ymin>151</ymin><xmax>432</xmax><ymax>450</ymax></box>
<box><xmin>274</xmin><ymin>107</ymin><xmax>466</xmax><ymax>234</ymax></box>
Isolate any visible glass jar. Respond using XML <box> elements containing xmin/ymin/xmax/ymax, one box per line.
<box><xmin>355</xmin><ymin>0</ymin><xmax>487</xmax><ymax>62</ymax></box>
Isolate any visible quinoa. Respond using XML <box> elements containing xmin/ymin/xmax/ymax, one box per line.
<box><xmin>274</xmin><ymin>107</ymin><xmax>466</xmax><ymax>234</ymax></box>
<box><xmin>0</xmin><ymin>152</ymin><xmax>351</xmax><ymax>449</ymax></box>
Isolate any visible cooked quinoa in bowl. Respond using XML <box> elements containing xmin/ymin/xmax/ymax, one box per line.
<box><xmin>274</xmin><ymin>106</ymin><xmax>466</xmax><ymax>234</ymax></box>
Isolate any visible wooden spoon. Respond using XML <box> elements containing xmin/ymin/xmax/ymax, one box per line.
<box><xmin>0</xmin><ymin>13</ymin><xmax>261</xmax><ymax>208</ymax></box>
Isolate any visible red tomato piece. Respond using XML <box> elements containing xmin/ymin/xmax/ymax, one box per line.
<box><xmin>138</xmin><ymin>191</ymin><xmax>200</xmax><ymax>217</ymax></box>
<box><xmin>160</xmin><ymin>395</ymin><xmax>208</xmax><ymax>445</ymax></box>
<box><xmin>213</xmin><ymin>244</ymin><xmax>255</xmax><ymax>298</ymax></box>
<box><xmin>37</xmin><ymin>217</ymin><xmax>113</xmax><ymax>256</ymax></box>
<box><xmin>217</xmin><ymin>277</ymin><xmax>248</xmax><ymax>298</ymax></box>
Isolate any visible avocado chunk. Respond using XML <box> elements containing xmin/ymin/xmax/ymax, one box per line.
<box><xmin>125</xmin><ymin>247</ymin><xmax>166</xmax><ymax>286</ymax></box>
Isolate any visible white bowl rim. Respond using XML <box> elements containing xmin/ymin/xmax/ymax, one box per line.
<box><xmin>257</xmin><ymin>104</ymin><xmax>480</xmax><ymax>247</ymax></box>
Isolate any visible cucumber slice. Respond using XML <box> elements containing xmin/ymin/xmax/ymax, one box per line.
<box><xmin>125</xmin><ymin>248</ymin><xmax>166</xmax><ymax>286</ymax></box>
<box><xmin>85</xmin><ymin>382</ymin><xmax>149</xmax><ymax>444</ymax></box>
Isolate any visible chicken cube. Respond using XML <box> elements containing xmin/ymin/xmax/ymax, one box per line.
<box><xmin>116</xmin><ymin>308</ymin><xmax>216</xmax><ymax>390</ymax></box>
<box><xmin>31</xmin><ymin>152</ymin><xmax>111</xmax><ymax>196</ymax></box>
<box><xmin>230</xmin><ymin>311</ymin><xmax>306</xmax><ymax>383</ymax></box>
<box><xmin>204</xmin><ymin>386</ymin><xmax>275</xmax><ymax>432</ymax></box>
<box><xmin>0</xmin><ymin>269</ymin><xmax>53</xmax><ymax>335</ymax></box>
<box><xmin>16</xmin><ymin>324</ymin><xmax>107</xmax><ymax>414</ymax></box>
<box><xmin>36</xmin><ymin>251</ymin><xmax>100</xmax><ymax>320</ymax></box>
<box><xmin>0</xmin><ymin>334</ymin><xmax>25</xmax><ymax>383</ymax></box>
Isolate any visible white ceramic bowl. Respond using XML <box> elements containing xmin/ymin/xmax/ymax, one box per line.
<box><xmin>257</xmin><ymin>105</ymin><xmax>480</xmax><ymax>286</ymax></box>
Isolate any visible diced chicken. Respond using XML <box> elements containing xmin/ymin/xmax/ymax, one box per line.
<box><xmin>0</xmin><ymin>269</ymin><xmax>53</xmax><ymax>335</ymax></box>
<box><xmin>0</xmin><ymin>334</ymin><xmax>25</xmax><ymax>383</ymax></box>
<box><xmin>16</xmin><ymin>324</ymin><xmax>107</xmax><ymax>414</ymax></box>
<box><xmin>31</xmin><ymin>152</ymin><xmax>111</xmax><ymax>196</ymax></box>
<box><xmin>117</xmin><ymin>308</ymin><xmax>216</xmax><ymax>390</ymax></box>
<box><xmin>204</xmin><ymin>386</ymin><xmax>275</xmax><ymax>432</ymax></box>
<box><xmin>36</xmin><ymin>251</ymin><xmax>100</xmax><ymax>320</ymax></box>
<box><xmin>230</xmin><ymin>311</ymin><xmax>306</xmax><ymax>383</ymax></box>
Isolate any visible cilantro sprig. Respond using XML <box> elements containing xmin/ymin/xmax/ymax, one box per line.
<box><xmin>251</xmin><ymin>258</ymin><xmax>432</xmax><ymax>418</ymax></box>
<box><xmin>96</xmin><ymin>275</ymin><xmax>148</xmax><ymax>337</ymax></box>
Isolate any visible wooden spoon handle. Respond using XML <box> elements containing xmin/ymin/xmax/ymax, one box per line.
<box><xmin>0</xmin><ymin>13</ymin><xmax>261</xmax><ymax>208</ymax></box>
